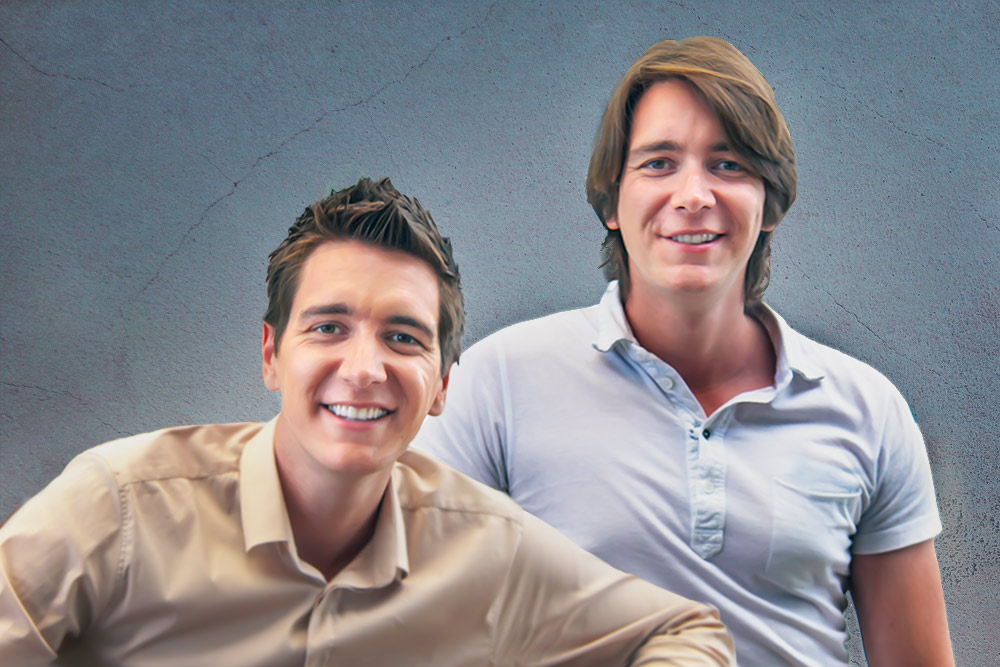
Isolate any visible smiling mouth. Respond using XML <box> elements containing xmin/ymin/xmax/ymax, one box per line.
<box><xmin>324</xmin><ymin>404</ymin><xmax>391</xmax><ymax>421</ymax></box>
<box><xmin>668</xmin><ymin>233</ymin><xmax>721</xmax><ymax>245</ymax></box>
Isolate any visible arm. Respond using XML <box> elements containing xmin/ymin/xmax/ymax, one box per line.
<box><xmin>848</xmin><ymin>381</ymin><xmax>952</xmax><ymax>666</ymax></box>
<box><xmin>850</xmin><ymin>539</ymin><xmax>953</xmax><ymax>667</ymax></box>
<box><xmin>491</xmin><ymin>512</ymin><xmax>735</xmax><ymax>666</ymax></box>
<box><xmin>0</xmin><ymin>454</ymin><xmax>123</xmax><ymax>665</ymax></box>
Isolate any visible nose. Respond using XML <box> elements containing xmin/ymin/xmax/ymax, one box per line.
<box><xmin>672</xmin><ymin>164</ymin><xmax>715</xmax><ymax>213</ymax></box>
<box><xmin>339</xmin><ymin>332</ymin><xmax>388</xmax><ymax>389</ymax></box>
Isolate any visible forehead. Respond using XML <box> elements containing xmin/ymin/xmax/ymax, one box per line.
<box><xmin>292</xmin><ymin>240</ymin><xmax>440</xmax><ymax>324</ymax></box>
<box><xmin>629</xmin><ymin>78</ymin><xmax>726</xmax><ymax>146</ymax></box>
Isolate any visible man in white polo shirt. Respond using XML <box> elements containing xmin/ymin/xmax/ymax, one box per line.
<box><xmin>415</xmin><ymin>37</ymin><xmax>953</xmax><ymax>665</ymax></box>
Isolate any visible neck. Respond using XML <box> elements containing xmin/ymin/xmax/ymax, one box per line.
<box><xmin>273</xmin><ymin>425</ymin><xmax>392</xmax><ymax>580</ymax></box>
<box><xmin>623</xmin><ymin>282</ymin><xmax>775</xmax><ymax>415</ymax></box>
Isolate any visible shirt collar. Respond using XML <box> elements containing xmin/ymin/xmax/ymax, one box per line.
<box><xmin>239</xmin><ymin>417</ymin><xmax>409</xmax><ymax>588</ymax></box>
<box><xmin>594</xmin><ymin>281</ymin><xmax>634</xmax><ymax>352</ymax></box>
<box><xmin>592</xmin><ymin>281</ymin><xmax>824</xmax><ymax>384</ymax></box>
<box><xmin>334</xmin><ymin>471</ymin><xmax>410</xmax><ymax>589</ymax></box>
<box><xmin>750</xmin><ymin>303</ymin><xmax>825</xmax><ymax>384</ymax></box>
<box><xmin>240</xmin><ymin>417</ymin><xmax>294</xmax><ymax>551</ymax></box>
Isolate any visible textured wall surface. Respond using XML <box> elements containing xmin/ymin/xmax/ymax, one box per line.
<box><xmin>1</xmin><ymin>1</ymin><xmax>997</xmax><ymax>664</ymax></box>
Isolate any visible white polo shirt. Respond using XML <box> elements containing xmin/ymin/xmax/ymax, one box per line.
<box><xmin>414</xmin><ymin>281</ymin><xmax>942</xmax><ymax>666</ymax></box>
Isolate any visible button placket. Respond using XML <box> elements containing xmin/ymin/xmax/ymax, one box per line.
<box><xmin>627</xmin><ymin>341</ymin><xmax>729</xmax><ymax>559</ymax></box>
<box><xmin>687</xmin><ymin>414</ymin><xmax>728</xmax><ymax>559</ymax></box>
<box><xmin>626</xmin><ymin>343</ymin><xmax>681</xmax><ymax>399</ymax></box>
<box><xmin>305</xmin><ymin>586</ymin><xmax>339</xmax><ymax>665</ymax></box>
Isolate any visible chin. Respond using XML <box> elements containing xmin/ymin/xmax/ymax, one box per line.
<box><xmin>311</xmin><ymin>442</ymin><xmax>396</xmax><ymax>475</ymax></box>
<box><xmin>652</xmin><ymin>275</ymin><xmax>716</xmax><ymax>295</ymax></box>
<box><xmin>662</xmin><ymin>267</ymin><xmax>735</xmax><ymax>295</ymax></box>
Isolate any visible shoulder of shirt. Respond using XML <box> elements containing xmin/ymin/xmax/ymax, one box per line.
<box><xmin>393</xmin><ymin>449</ymin><xmax>524</xmax><ymax>523</ymax></box>
<box><xmin>777</xmin><ymin>313</ymin><xmax>908</xmax><ymax>407</ymax></box>
<box><xmin>463</xmin><ymin>303</ymin><xmax>601</xmax><ymax>361</ymax></box>
<box><xmin>76</xmin><ymin>421</ymin><xmax>267</xmax><ymax>486</ymax></box>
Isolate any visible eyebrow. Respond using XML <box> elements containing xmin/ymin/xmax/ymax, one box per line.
<box><xmin>301</xmin><ymin>304</ymin><xmax>352</xmax><ymax>318</ymax></box>
<box><xmin>628</xmin><ymin>140</ymin><xmax>732</xmax><ymax>159</ymax></box>
<box><xmin>387</xmin><ymin>315</ymin><xmax>435</xmax><ymax>340</ymax></box>
<box><xmin>300</xmin><ymin>304</ymin><xmax>435</xmax><ymax>340</ymax></box>
<box><xmin>629</xmin><ymin>140</ymin><xmax>680</xmax><ymax>158</ymax></box>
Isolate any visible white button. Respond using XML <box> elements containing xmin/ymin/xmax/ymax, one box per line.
<box><xmin>703</xmin><ymin>482</ymin><xmax>716</xmax><ymax>494</ymax></box>
<box><xmin>661</xmin><ymin>377</ymin><xmax>674</xmax><ymax>389</ymax></box>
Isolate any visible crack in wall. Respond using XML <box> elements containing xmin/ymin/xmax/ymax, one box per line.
<box><xmin>138</xmin><ymin>185</ymin><xmax>238</xmax><ymax>294</ymax></box>
<box><xmin>781</xmin><ymin>256</ymin><xmax>946</xmax><ymax>377</ymax></box>
<box><xmin>665</xmin><ymin>1</ymin><xmax>690</xmax><ymax>9</ymax></box>
<box><xmin>235</xmin><ymin>0</ymin><xmax>500</xmax><ymax>180</ymax></box>
<box><xmin>1</xmin><ymin>35</ymin><xmax>131</xmax><ymax>93</ymax></box>
<box><xmin>366</xmin><ymin>106</ymin><xmax>400</xmax><ymax>176</ymax></box>
<box><xmin>136</xmin><ymin>1</ymin><xmax>500</xmax><ymax>294</ymax></box>
<box><xmin>812</xmin><ymin>283</ymin><xmax>944</xmax><ymax>378</ymax></box>
<box><xmin>1</xmin><ymin>381</ymin><xmax>129</xmax><ymax>437</ymax></box>
<box><xmin>819</xmin><ymin>75</ymin><xmax>949</xmax><ymax>151</ymax></box>
<box><xmin>973</xmin><ymin>208</ymin><xmax>995</xmax><ymax>232</ymax></box>
<box><xmin>825</xmin><ymin>291</ymin><xmax>888</xmax><ymax>343</ymax></box>
<box><xmin>199</xmin><ymin>153</ymin><xmax>237</xmax><ymax>186</ymax></box>
<box><xmin>2</xmin><ymin>381</ymin><xmax>88</xmax><ymax>403</ymax></box>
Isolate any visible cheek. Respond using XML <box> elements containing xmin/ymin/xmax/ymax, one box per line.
<box><xmin>730</xmin><ymin>186</ymin><xmax>766</xmax><ymax>230</ymax></box>
<box><xmin>625</xmin><ymin>181</ymin><xmax>664</xmax><ymax>217</ymax></box>
<box><xmin>288</xmin><ymin>351</ymin><xmax>333</xmax><ymax>390</ymax></box>
<box><xmin>617</xmin><ymin>177</ymin><xmax>648</xmax><ymax>212</ymax></box>
<box><xmin>406</xmin><ymin>368</ymin><xmax>443</xmax><ymax>409</ymax></box>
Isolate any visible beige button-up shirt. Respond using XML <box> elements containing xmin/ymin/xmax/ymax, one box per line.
<box><xmin>0</xmin><ymin>419</ymin><xmax>734</xmax><ymax>666</ymax></box>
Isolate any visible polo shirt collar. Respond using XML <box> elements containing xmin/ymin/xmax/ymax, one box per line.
<box><xmin>239</xmin><ymin>417</ymin><xmax>409</xmax><ymax>588</ymax></box>
<box><xmin>592</xmin><ymin>281</ymin><xmax>824</xmax><ymax>384</ymax></box>
<box><xmin>594</xmin><ymin>281</ymin><xmax>634</xmax><ymax>352</ymax></box>
<box><xmin>750</xmin><ymin>303</ymin><xmax>825</xmax><ymax>384</ymax></box>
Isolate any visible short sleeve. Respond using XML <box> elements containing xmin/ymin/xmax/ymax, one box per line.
<box><xmin>852</xmin><ymin>390</ymin><xmax>942</xmax><ymax>555</ymax></box>
<box><xmin>412</xmin><ymin>334</ymin><xmax>511</xmax><ymax>491</ymax></box>
<box><xmin>0</xmin><ymin>453</ymin><xmax>125</xmax><ymax>663</ymax></box>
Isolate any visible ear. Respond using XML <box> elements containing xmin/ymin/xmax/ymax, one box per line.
<box><xmin>606</xmin><ymin>214</ymin><xmax>620</xmax><ymax>231</ymax></box>
<box><xmin>261</xmin><ymin>323</ymin><xmax>281</xmax><ymax>392</ymax></box>
<box><xmin>428</xmin><ymin>372</ymin><xmax>449</xmax><ymax>417</ymax></box>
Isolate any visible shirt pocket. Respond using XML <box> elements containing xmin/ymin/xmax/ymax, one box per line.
<box><xmin>764</xmin><ymin>477</ymin><xmax>862</xmax><ymax>593</ymax></box>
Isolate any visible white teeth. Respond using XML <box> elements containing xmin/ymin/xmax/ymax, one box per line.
<box><xmin>326</xmin><ymin>404</ymin><xmax>389</xmax><ymax>421</ymax></box>
<box><xmin>671</xmin><ymin>233</ymin><xmax>720</xmax><ymax>245</ymax></box>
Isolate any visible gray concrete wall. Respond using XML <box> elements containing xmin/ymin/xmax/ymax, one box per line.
<box><xmin>1</xmin><ymin>1</ymin><xmax>997</xmax><ymax>664</ymax></box>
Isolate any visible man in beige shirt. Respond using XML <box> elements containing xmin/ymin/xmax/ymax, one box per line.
<box><xmin>0</xmin><ymin>177</ymin><xmax>735</xmax><ymax>666</ymax></box>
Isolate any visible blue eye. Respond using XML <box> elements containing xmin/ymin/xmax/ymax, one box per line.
<box><xmin>716</xmin><ymin>160</ymin><xmax>744</xmax><ymax>172</ymax></box>
<box><xmin>642</xmin><ymin>158</ymin><xmax>670</xmax><ymax>170</ymax></box>
<box><xmin>389</xmin><ymin>332</ymin><xmax>419</xmax><ymax>345</ymax></box>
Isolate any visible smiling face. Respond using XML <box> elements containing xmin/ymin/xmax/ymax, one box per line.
<box><xmin>608</xmin><ymin>78</ymin><xmax>769</xmax><ymax>306</ymax></box>
<box><xmin>262</xmin><ymin>240</ymin><xmax>447</xmax><ymax>477</ymax></box>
